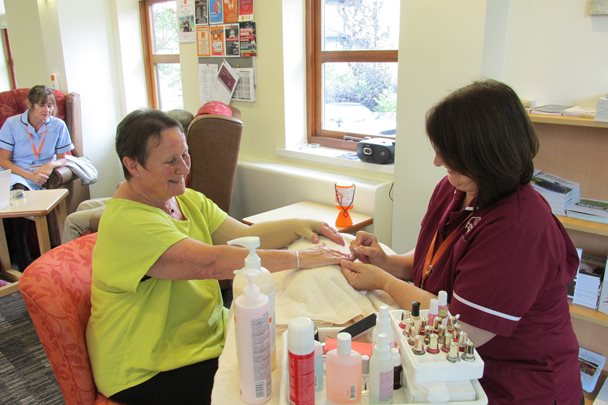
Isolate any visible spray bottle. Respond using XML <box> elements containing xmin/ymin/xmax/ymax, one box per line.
<box><xmin>229</xmin><ymin>236</ymin><xmax>277</xmax><ymax>369</ymax></box>
<box><xmin>234</xmin><ymin>269</ymin><xmax>272</xmax><ymax>404</ymax></box>
<box><xmin>372</xmin><ymin>305</ymin><xmax>394</xmax><ymax>349</ymax></box>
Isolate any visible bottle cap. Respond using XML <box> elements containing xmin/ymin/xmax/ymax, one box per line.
<box><xmin>227</xmin><ymin>236</ymin><xmax>261</xmax><ymax>270</ymax></box>
<box><xmin>411</xmin><ymin>301</ymin><xmax>420</xmax><ymax>317</ymax></box>
<box><xmin>391</xmin><ymin>347</ymin><xmax>401</xmax><ymax>366</ymax></box>
<box><xmin>288</xmin><ymin>317</ymin><xmax>314</xmax><ymax>355</ymax></box>
<box><xmin>438</xmin><ymin>290</ymin><xmax>448</xmax><ymax>306</ymax></box>
<box><xmin>243</xmin><ymin>268</ymin><xmax>262</xmax><ymax>306</ymax></box>
<box><xmin>429</xmin><ymin>298</ymin><xmax>438</xmax><ymax>315</ymax></box>
<box><xmin>336</xmin><ymin>332</ymin><xmax>352</xmax><ymax>356</ymax></box>
<box><xmin>361</xmin><ymin>354</ymin><xmax>370</xmax><ymax>373</ymax></box>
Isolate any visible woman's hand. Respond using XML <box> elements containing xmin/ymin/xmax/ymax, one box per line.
<box><xmin>297</xmin><ymin>244</ymin><xmax>351</xmax><ymax>269</ymax></box>
<box><xmin>38</xmin><ymin>162</ymin><xmax>55</xmax><ymax>176</ymax></box>
<box><xmin>340</xmin><ymin>259</ymin><xmax>391</xmax><ymax>291</ymax></box>
<box><xmin>349</xmin><ymin>230</ymin><xmax>387</xmax><ymax>266</ymax></box>
<box><xmin>296</xmin><ymin>220</ymin><xmax>345</xmax><ymax>246</ymax></box>
<box><xmin>30</xmin><ymin>170</ymin><xmax>49</xmax><ymax>186</ymax></box>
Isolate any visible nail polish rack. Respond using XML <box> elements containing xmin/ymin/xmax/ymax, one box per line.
<box><xmin>389</xmin><ymin>309</ymin><xmax>484</xmax><ymax>383</ymax></box>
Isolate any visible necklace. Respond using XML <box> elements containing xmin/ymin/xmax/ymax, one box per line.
<box><xmin>165</xmin><ymin>199</ymin><xmax>176</xmax><ymax>214</ymax></box>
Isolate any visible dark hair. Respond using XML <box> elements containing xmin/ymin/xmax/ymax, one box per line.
<box><xmin>27</xmin><ymin>85</ymin><xmax>55</xmax><ymax>108</ymax></box>
<box><xmin>166</xmin><ymin>109</ymin><xmax>194</xmax><ymax>132</ymax></box>
<box><xmin>115</xmin><ymin>109</ymin><xmax>182</xmax><ymax>179</ymax></box>
<box><xmin>425</xmin><ymin>79</ymin><xmax>539</xmax><ymax>209</ymax></box>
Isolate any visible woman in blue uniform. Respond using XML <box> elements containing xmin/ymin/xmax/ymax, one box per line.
<box><xmin>0</xmin><ymin>85</ymin><xmax>74</xmax><ymax>270</ymax></box>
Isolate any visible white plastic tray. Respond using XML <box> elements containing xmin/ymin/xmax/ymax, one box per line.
<box><xmin>389</xmin><ymin>310</ymin><xmax>484</xmax><ymax>383</ymax></box>
<box><xmin>279</xmin><ymin>328</ymin><xmax>487</xmax><ymax>404</ymax></box>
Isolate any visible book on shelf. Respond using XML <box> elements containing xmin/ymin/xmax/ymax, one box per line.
<box><xmin>530</xmin><ymin>104</ymin><xmax>573</xmax><ymax>116</ymax></box>
<box><xmin>568</xmin><ymin>248</ymin><xmax>583</xmax><ymax>300</ymax></box>
<box><xmin>573</xmin><ymin>252</ymin><xmax>605</xmax><ymax>309</ymax></box>
<box><xmin>562</xmin><ymin>105</ymin><xmax>596</xmax><ymax>118</ymax></box>
<box><xmin>566</xmin><ymin>198</ymin><xmax>608</xmax><ymax>224</ymax></box>
<box><xmin>596</xmin><ymin>96</ymin><xmax>608</xmax><ymax>123</ymax></box>
<box><xmin>579</xmin><ymin>347</ymin><xmax>606</xmax><ymax>393</ymax></box>
<box><xmin>531</xmin><ymin>170</ymin><xmax>580</xmax><ymax>216</ymax></box>
<box><xmin>599</xmin><ymin>255</ymin><xmax>608</xmax><ymax>315</ymax></box>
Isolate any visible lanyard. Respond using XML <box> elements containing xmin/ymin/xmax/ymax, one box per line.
<box><xmin>24</xmin><ymin>123</ymin><xmax>47</xmax><ymax>161</ymax></box>
<box><xmin>421</xmin><ymin>210</ymin><xmax>474</xmax><ymax>289</ymax></box>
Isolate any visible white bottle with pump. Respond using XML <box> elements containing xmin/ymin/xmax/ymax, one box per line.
<box><xmin>369</xmin><ymin>333</ymin><xmax>394</xmax><ymax>404</ymax></box>
<box><xmin>372</xmin><ymin>306</ymin><xmax>394</xmax><ymax>350</ymax></box>
<box><xmin>234</xmin><ymin>269</ymin><xmax>272</xmax><ymax>404</ymax></box>
<box><xmin>229</xmin><ymin>236</ymin><xmax>277</xmax><ymax>369</ymax></box>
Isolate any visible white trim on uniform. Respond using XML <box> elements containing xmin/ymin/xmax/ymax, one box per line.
<box><xmin>453</xmin><ymin>291</ymin><xmax>521</xmax><ymax>322</ymax></box>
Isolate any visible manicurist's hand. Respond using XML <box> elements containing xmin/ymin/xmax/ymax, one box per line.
<box><xmin>297</xmin><ymin>244</ymin><xmax>351</xmax><ymax>269</ymax></box>
<box><xmin>340</xmin><ymin>260</ymin><xmax>391</xmax><ymax>291</ymax></box>
<box><xmin>349</xmin><ymin>231</ymin><xmax>387</xmax><ymax>265</ymax></box>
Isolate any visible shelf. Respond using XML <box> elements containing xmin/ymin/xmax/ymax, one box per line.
<box><xmin>570</xmin><ymin>302</ymin><xmax>608</xmax><ymax>327</ymax></box>
<box><xmin>530</xmin><ymin>113</ymin><xmax>608</xmax><ymax>129</ymax></box>
<box><xmin>557</xmin><ymin>215</ymin><xmax>608</xmax><ymax>237</ymax></box>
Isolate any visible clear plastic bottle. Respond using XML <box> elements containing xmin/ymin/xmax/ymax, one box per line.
<box><xmin>372</xmin><ymin>306</ymin><xmax>394</xmax><ymax>349</ymax></box>
<box><xmin>229</xmin><ymin>236</ymin><xmax>277</xmax><ymax>369</ymax></box>
<box><xmin>234</xmin><ymin>269</ymin><xmax>272</xmax><ymax>404</ymax></box>
<box><xmin>369</xmin><ymin>333</ymin><xmax>394</xmax><ymax>404</ymax></box>
<box><xmin>288</xmin><ymin>317</ymin><xmax>315</xmax><ymax>405</ymax></box>
<box><xmin>314</xmin><ymin>341</ymin><xmax>324</xmax><ymax>392</ymax></box>
<box><xmin>326</xmin><ymin>332</ymin><xmax>362</xmax><ymax>404</ymax></box>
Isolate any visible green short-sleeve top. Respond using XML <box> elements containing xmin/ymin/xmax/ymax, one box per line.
<box><xmin>86</xmin><ymin>188</ymin><xmax>229</xmax><ymax>396</ymax></box>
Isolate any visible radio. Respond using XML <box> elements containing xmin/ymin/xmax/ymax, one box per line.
<box><xmin>356</xmin><ymin>138</ymin><xmax>395</xmax><ymax>164</ymax></box>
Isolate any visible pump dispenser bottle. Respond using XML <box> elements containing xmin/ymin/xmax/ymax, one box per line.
<box><xmin>326</xmin><ymin>332</ymin><xmax>362</xmax><ymax>404</ymax></box>
<box><xmin>373</xmin><ymin>306</ymin><xmax>394</xmax><ymax>349</ymax></box>
<box><xmin>229</xmin><ymin>236</ymin><xmax>277</xmax><ymax>369</ymax></box>
<box><xmin>369</xmin><ymin>333</ymin><xmax>394</xmax><ymax>404</ymax></box>
<box><xmin>234</xmin><ymin>269</ymin><xmax>272</xmax><ymax>404</ymax></box>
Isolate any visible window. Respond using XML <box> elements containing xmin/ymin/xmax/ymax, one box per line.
<box><xmin>306</xmin><ymin>0</ymin><xmax>399</xmax><ymax>150</ymax></box>
<box><xmin>140</xmin><ymin>0</ymin><xmax>183</xmax><ymax>110</ymax></box>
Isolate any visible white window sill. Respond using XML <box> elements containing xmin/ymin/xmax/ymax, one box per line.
<box><xmin>276</xmin><ymin>145</ymin><xmax>394</xmax><ymax>175</ymax></box>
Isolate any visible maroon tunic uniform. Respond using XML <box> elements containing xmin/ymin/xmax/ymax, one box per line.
<box><xmin>412</xmin><ymin>177</ymin><xmax>582</xmax><ymax>405</ymax></box>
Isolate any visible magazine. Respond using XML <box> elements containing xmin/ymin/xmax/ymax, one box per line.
<box><xmin>579</xmin><ymin>347</ymin><xmax>606</xmax><ymax>393</ymax></box>
<box><xmin>567</xmin><ymin>198</ymin><xmax>608</xmax><ymax>218</ymax></box>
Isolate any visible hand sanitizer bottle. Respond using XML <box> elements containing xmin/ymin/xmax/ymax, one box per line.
<box><xmin>234</xmin><ymin>269</ymin><xmax>272</xmax><ymax>404</ymax></box>
<box><xmin>229</xmin><ymin>236</ymin><xmax>277</xmax><ymax>369</ymax></box>
<box><xmin>372</xmin><ymin>306</ymin><xmax>394</xmax><ymax>349</ymax></box>
<box><xmin>369</xmin><ymin>333</ymin><xmax>394</xmax><ymax>404</ymax></box>
<box><xmin>326</xmin><ymin>332</ymin><xmax>362</xmax><ymax>404</ymax></box>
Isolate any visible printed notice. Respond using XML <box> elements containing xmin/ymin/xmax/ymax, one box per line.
<box><xmin>223</xmin><ymin>0</ymin><xmax>238</xmax><ymax>23</ymax></box>
<box><xmin>196</xmin><ymin>26</ymin><xmax>211</xmax><ymax>57</ymax></box>
<box><xmin>209</xmin><ymin>0</ymin><xmax>223</xmax><ymax>24</ymax></box>
<box><xmin>194</xmin><ymin>0</ymin><xmax>208</xmax><ymax>25</ymax></box>
<box><xmin>210</xmin><ymin>25</ymin><xmax>225</xmax><ymax>56</ymax></box>
<box><xmin>224</xmin><ymin>24</ymin><xmax>240</xmax><ymax>56</ymax></box>
<box><xmin>178</xmin><ymin>0</ymin><xmax>196</xmax><ymax>43</ymax></box>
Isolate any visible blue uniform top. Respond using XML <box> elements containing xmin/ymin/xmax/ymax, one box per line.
<box><xmin>0</xmin><ymin>110</ymin><xmax>74</xmax><ymax>190</ymax></box>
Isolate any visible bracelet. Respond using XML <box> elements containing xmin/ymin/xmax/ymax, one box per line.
<box><xmin>295</xmin><ymin>250</ymin><xmax>300</xmax><ymax>271</ymax></box>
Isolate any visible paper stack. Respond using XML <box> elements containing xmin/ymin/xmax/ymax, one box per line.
<box><xmin>596</xmin><ymin>96</ymin><xmax>608</xmax><ymax>123</ymax></box>
<box><xmin>562</xmin><ymin>105</ymin><xmax>596</xmax><ymax>118</ymax></box>
<box><xmin>579</xmin><ymin>347</ymin><xmax>606</xmax><ymax>393</ymax></box>
<box><xmin>573</xmin><ymin>252</ymin><xmax>605</xmax><ymax>309</ymax></box>
<box><xmin>530</xmin><ymin>104</ymin><xmax>572</xmax><ymax>116</ymax></box>
<box><xmin>566</xmin><ymin>198</ymin><xmax>608</xmax><ymax>224</ymax></box>
<box><xmin>531</xmin><ymin>170</ymin><xmax>580</xmax><ymax>216</ymax></box>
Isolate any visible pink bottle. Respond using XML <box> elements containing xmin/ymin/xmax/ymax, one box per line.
<box><xmin>326</xmin><ymin>332</ymin><xmax>362</xmax><ymax>404</ymax></box>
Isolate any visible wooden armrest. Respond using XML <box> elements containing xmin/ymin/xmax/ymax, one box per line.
<box><xmin>46</xmin><ymin>166</ymin><xmax>74</xmax><ymax>189</ymax></box>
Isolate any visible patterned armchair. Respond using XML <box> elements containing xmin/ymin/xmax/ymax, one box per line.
<box><xmin>0</xmin><ymin>88</ymin><xmax>91</xmax><ymax>247</ymax></box>
<box><xmin>19</xmin><ymin>234</ymin><xmax>120</xmax><ymax>405</ymax></box>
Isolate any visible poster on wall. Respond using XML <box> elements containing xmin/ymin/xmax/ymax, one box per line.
<box><xmin>209</xmin><ymin>0</ymin><xmax>224</xmax><ymax>24</ymax></box>
<box><xmin>224</xmin><ymin>24</ymin><xmax>240</xmax><ymax>56</ymax></box>
<box><xmin>239</xmin><ymin>21</ymin><xmax>256</xmax><ymax>57</ymax></box>
<box><xmin>196</xmin><ymin>26</ymin><xmax>211</xmax><ymax>57</ymax></box>
<box><xmin>195</xmin><ymin>0</ymin><xmax>209</xmax><ymax>25</ymax></box>
<box><xmin>178</xmin><ymin>0</ymin><xmax>196</xmax><ymax>43</ymax></box>
<box><xmin>239</xmin><ymin>0</ymin><xmax>254</xmax><ymax>21</ymax></box>
<box><xmin>210</xmin><ymin>25</ymin><xmax>225</xmax><ymax>56</ymax></box>
<box><xmin>223</xmin><ymin>0</ymin><xmax>238</xmax><ymax>23</ymax></box>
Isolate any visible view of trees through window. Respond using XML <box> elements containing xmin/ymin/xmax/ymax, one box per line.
<box><xmin>316</xmin><ymin>0</ymin><xmax>399</xmax><ymax>140</ymax></box>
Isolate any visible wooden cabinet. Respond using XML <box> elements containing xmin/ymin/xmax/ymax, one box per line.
<box><xmin>530</xmin><ymin>114</ymin><xmax>608</xmax><ymax>403</ymax></box>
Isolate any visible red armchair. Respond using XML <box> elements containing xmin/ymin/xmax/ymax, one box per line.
<box><xmin>19</xmin><ymin>234</ymin><xmax>119</xmax><ymax>405</ymax></box>
<box><xmin>0</xmin><ymin>88</ymin><xmax>91</xmax><ymax>247</ymax></box>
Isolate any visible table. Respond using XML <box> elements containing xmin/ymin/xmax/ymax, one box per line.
<box><xmin>0</xmin><ymin>189</ymin><xmax>69</xmax><ymax>297</ymax></box>
<box><xmin>242</xmin><ymin>201</ymin><xmax>373</xmax><ymax>234</ymax></box>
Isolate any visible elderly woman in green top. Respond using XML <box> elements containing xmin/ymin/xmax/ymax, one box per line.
<box><xmin>87</xmin><ymin>109</ymin><xmax>349</xmax><ymax>405</ymax></box>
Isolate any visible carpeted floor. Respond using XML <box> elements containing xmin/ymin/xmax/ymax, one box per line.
<box><xmin>0</xmin><ymin>292</ymin><xmax>63</xmax><ymax>404</ymax></box>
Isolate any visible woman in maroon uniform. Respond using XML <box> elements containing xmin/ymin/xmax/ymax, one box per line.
<box><xmin>341</xmin><ymin>80</ymin><xmax>582</xmax><ymax>404</ymax></box>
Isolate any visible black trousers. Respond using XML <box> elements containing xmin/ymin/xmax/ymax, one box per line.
<box><xmin>5</xmin><ymin>184</ymin><xmax>33</xmax><ymax>271</ymax></box>
<box><xmin>110</xmin><ymin>358</ymin><xmax>219</xmax><ymax>405</ymax></box>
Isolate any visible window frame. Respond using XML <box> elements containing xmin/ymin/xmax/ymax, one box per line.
<box><xmin>305</xmin><ymin>0</ymin><xmax>398</xmax><ymax>151</ymax></box>
<box><xmin>140</xmin><ymin>0</ymin><xmax>181</xmax><ymax>109</ymax></box>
